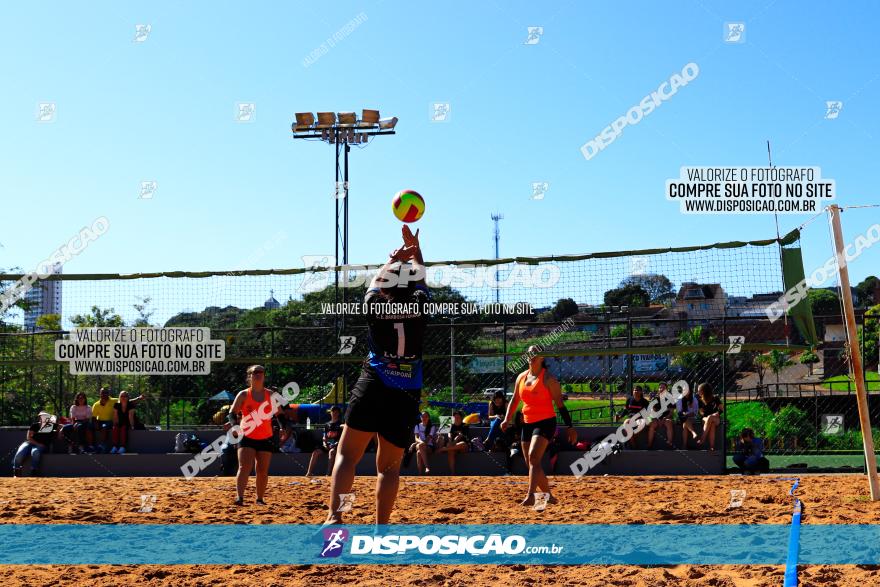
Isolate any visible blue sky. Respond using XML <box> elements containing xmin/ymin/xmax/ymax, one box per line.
<box><xmin>1</xmin><ymin>0</ymin><xmax>878</xmax><ymax>291</ymax></box>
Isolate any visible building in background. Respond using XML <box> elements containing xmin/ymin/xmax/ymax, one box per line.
<box><xmin>263</xmin><ymin>290</ymin><xmax>280</xmax><ymax>310</ymax></box>
<box><xmin>23</xmin><ymin>262</ymin><xmax>63</xmax><ymax>330</ymax></box>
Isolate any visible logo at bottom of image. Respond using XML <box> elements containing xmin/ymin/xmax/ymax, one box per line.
<box><xmin>320</xmin><ymin>531</ymin><xmax>532</xmax><ymax>558</ymax></box>
<box><xmin>320</xmin><ymin>527</ymin><xmax>350</xmax><ymax>558</ymax></box>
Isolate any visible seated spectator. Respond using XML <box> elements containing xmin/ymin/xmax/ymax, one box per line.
<box><xmin>733</xmin><ymin>428</ymin><xmax>769</xmax><ymax>474</ymax></box>
<box><xmin>548</xmin><ymin>426</ymin><xmax>579</xmax><ymax>473</ymax></box>
<box><xmin>92</xmin><ymin>387</ymin><xmax>146</xmax><ymax>453</ymax></box>
<box><xmin>488</xmin><ymin>411</ymin><xmax>525</xmax><ymax>473</ymax></box>
<box><xmin>277</xmin><ymin>405</ymin><xmax>299</xmax><ymax>453</ymax></box>
<box><xmin>110</xmin><ymin>391</ymin><xmax>136</xmax><ymax>454</ymax></box>
<box><xmin>618</xmin><ymin>385</ymin><xmax>650</xmax><ymax>449</ymax></box>
<box><xmin>307</xmin><ymin>406</ymin><xmax>344</xmax><ymax>476</ymax></box>
<box><xmin>410</xmin><ymin>411</ymin><xmax>437</xmax><ymax>475</ymax></box>
<box><xmin>676</xmin><ymin>383</ymin><xmax>700</xmax><ymax>449</ymax></box>
<box><xmin>13</xmin><ymin>411</ymin><xmax>58</xmax><ymax>477</ymax></box>
<box><xmin>482</xmin><ymin>391</ymin><xmax>508</xmax><ymax>449</ymax></box>
<box><xmin>697</xmin><ymin>383</ymin><xmax>723</xmax><ymax>452</ymax></box>
<box><xmin>61</xmin><ymin>392</ymin><xmax>94</xmax><ymax>454</ymax></box>
<box><xmin>437</xmin><ymin>410</ymin><xmax>470</xmax><ymax>475</ymax></box>
<box><xmin>647</xmin><ymin>382</ymin><xmax>675</xmax><ymax>450</ymax></box>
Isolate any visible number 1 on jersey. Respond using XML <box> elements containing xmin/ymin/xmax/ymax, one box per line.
<box><xmin>393</xmin><ymin>322</ymin><xmax>405</xmax><ymax>356</ymax></box>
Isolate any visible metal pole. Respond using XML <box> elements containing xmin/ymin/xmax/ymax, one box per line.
<box><xmin>626</xmin><ymin>314</ymin><xmax>633</xmax><ymax>393</ymax></box>
<box><xmin>829</xmin><ymin>204</ymin><xmax>879</xmax><ymax>499</ymax></box>
<box><xmin>450</xmin><ymin>317</ymin><xmax>455</xmax><ymax>405</ymax></box>
<box><xmin>502</xmin><ymin>323</ymin><xmax>508</xmax><ymax>393</ymax></box>
<box><xmin>605</xmin><ymin>312</ymin><xmax>612</xmax><ymax>419</ymax></box>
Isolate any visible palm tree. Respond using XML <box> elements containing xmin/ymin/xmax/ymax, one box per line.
<box><xmin>766</xmin><ymin>349</ymin><xmax>794</xmax><ymax>386</ymax></box>
<box><xmin>753</xmin><ymin>352</ymin><xmax>770</xmax><ymax>395</ymax></box>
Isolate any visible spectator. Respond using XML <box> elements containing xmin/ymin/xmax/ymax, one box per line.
<box><xmin>277</xmin><ymin>405</ymin><xmax>299</xmax><ymax>454</ymax></box>
<box><xmin>91</xmin><ymin>387</ymin><xmax>145</xmax><ymax>453</ymax></box>
<box><xmin>733</xmin><ymin>428</ymin><xmax>769</xmax><ymax>474</ymax></box>
<box><xmin>618</xmin><ymin>385</ymin><xmax>650</xmax><ymax>449</ymax></box>
<box><xmin>111</xmin><ymin>391</ymin><xmax>136</xmax><ymax>454</ymax></box>
<box><xmin>646</xmin><ymin>382</ymin><xmax>675</xmax><ymax>450</ymax></box>
<box><xmin>437</xmin><ymin>410</ymin><xmax>470</xmax><ymax>474</ymax></box>
<box><xmin>13</xmin><ymin>411</ymin><xmax>58</xmax><ymax>477</ymax></box>
<box><xmin>676</xmin><ymin>383</ymin><xmax>700</xmax><ymax>449</ymax></box>
<box><xmin>307</xmin><ymin>406</ymin><xmax>344</xmax><ymax>477</ymax></box>
<box><xmin>61</xmin><ymin>392</ymin><xmax>94</xmax><ymax>454</ymax></box>
<box><xmin>411</xmin><ymin>411</ymin><xmax>437</xmax><ymax>474</ymax></box>
<box><xmin>482</xmin><ymin>391</ymin><xmax>508</xmax><ymax>450</ymax></box>
<box><xmin>697</xmin><ymin>383</ymin><xmax>723</xmax><ymax>452</ymax></box>
<box><xmin>487</xmin><ymin>411</ymin><xmax>526</xmax><ymax>473</ymax></box>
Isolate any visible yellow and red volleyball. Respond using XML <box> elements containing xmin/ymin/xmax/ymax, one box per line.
<box><xmin>392</xmin><ymin>189</ymin><xmax>425</xmax><ymax>223</ymax></box>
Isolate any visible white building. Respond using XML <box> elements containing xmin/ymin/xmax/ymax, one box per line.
<box><xmin>23</xmin><ymin>262</ymin><xmax>63</xmax><ymax>330</ymax></box>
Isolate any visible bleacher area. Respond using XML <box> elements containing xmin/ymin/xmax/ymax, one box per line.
<box><xmin>0</xmin><ymin>425</ymin><xmax>724</xmax><ymax>477</ymax></box>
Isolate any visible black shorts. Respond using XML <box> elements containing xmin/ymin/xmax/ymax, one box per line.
<box><xmin>345</xmin><ymin>366</ymin><xmax>421</xmax><ymax>449</ymax></box>
<box><xmin>239</xmin><ymin>435</ymin><xmax>275</xmax><ymax>453</ymax></box>
<box><xmin>520</xmin><ymin>417</ymin><xmax>557</xmax><ymax>443</ymax></box>
<box><xmin>316</xmin><ymin>442</ymin><xmax>338</xmax><ymax>453</ymax></box>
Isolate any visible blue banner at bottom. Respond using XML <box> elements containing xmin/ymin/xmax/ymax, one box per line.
<box><xmin>0</xmin><ymin>524</ymin><xmax>878</xmax><ymax>565</ymax></box>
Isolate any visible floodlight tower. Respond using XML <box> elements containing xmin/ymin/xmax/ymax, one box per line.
<box><xmin>291</xmin><ymin>110</ymin><xmax>398</xmax><ymax>305</ymax></box>
<box><xmin>292</xmin><ymin>110</ymin><xmax>398</xmax><ymax>402</ymax></box>
<box><xmin>491</xmin><ymin>213</ymin><xmax>504</xmax><ymax>304</ymax></box>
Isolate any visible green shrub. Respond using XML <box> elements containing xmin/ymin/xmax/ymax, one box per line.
<box><xmin>767</xmin><ymin>405</ymin><xmax>812</xmax><ymax>442</ymax></box>
<box><xmin>819</xmin><ymin>428</ymin><xmax>880</xmax><ymax>450</ymax></box>
<box><xmin>725</xmin><ymin>401</ymin><xmax>774</xmax><ymax>441</ymax></box>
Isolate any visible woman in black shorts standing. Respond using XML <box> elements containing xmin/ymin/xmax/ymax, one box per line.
<box><xmin>229</xmin><ymin>365</ymin><xmax>279</xmax><ymax>505</ymax></box>
<box><xmin>501</xmin><ymin>346</ymin><xmax>573</xmax><ymax>506</ymax></box>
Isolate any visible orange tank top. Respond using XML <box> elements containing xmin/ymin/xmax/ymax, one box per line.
<box><xmin>240</xmin><ymin>387</ymin><xmax>275</xmax><ymax>440</ymax></box>
<box><xmin>518</xmin><ymin>368</ymin><xmax>556</xmax><ymax>424</ymax></box>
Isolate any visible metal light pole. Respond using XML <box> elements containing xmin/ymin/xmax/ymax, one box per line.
<box><xmin>491</xmin><ymin>213</ymin><xmax>504</xmax><ymax>304</ymax></box>
<box><xmin>292</xmin><ymin>111</ymin><xmax>398</xmax><ymax>402</ymax></box>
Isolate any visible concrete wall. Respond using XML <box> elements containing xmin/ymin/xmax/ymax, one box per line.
<box><xmin>0</xmin><ymin>424</ymin><xmax>724</xmax><ymax>477</ymax></box>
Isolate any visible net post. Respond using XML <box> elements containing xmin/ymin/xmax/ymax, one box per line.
<box><xmin>625</xmin><ymin>313</ymin><xmax>633</xmax><ymax>394</ymax></box>
<box><xmin>722</xmin><ymin>313</ymin><xmax>727</xmax><ymax>465</ymax></box>
<box><xmin>828</xmin><ymin>204</ymin><xmax>880</xmax><ymax>500</ymax></box>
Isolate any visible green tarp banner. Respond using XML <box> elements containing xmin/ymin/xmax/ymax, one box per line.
<box><xmin>782</xmin><ymin>245</ymin><xmax>818</xmax><ymax>346</ymax></box>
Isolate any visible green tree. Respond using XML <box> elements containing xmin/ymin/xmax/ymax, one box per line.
<box><xmin>71</xmin><ymin>306</ymin><xmax>124</xmax><ymax>327</ymax></box>
<box><xmin>765</xmin><ymin>349</ymin><xmax>794</xmax><ymax>384</ymax></box>
<box><xmin>861</xmin><ymin>304</ymin><xmax>879</xmax><ymax>370</ymax></box>
<box><xmin>603</xmin><ymin>284</ymin><xmax>649</xmax><ymax>307</ymax></box>
<box><xmin>855</xmin><ymin>276</ymin><xmax>879</xmax><ymax>307</ymax></box>
<box><xmin>671</xmin><ymin>325</ymin><xmax>719</xmax><ymax>376</ymax></box>
<box><xmin>752</xmin><ymin>352</ymin><xmax>770</xmax><ymax>391</ymax></box>
<box><xmin>798</xmin><ymin>349</ymin><xmax>819</xmax><ymax>376</ymax></box>
<box><xmin>132</xmin><ymin>296</ymin><xmax>155</xmax><ymax>327</ymax></box>
<box><xmin>618</xmin><ymin>274</ymin><xmax>673</xmax><ymax>303</ymax></box>
<box><xmin>551</xmin><ymin>298</ymin><xmax>579</xmax><ymax>321</ymax></box>
<box><xmin>808</xmin><ymin>288</ymin><xmax>839</xmax><ymax>317</ymax></box>
<box><xmin>35</xmin><ymin>313</ymin><xmax>61</xmax><ymax>331</ymax></box>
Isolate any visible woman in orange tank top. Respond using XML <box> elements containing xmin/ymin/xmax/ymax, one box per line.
<box><xmin>502</xmin><ymin>345</ymin><xmax>573</xmax><ymax>506</ymax></box>
<box><xmin>229</xmin><ymin>364</ymin><xmax>279</xmax><ymax>506</ymax></box>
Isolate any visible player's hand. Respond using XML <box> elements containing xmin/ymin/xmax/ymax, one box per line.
<box><xmin>390</xmin><ymin>246</ymin><xmax>416</xmax><ymax>262</ymax></box>
<box><xmin>402</xmin><ymin>225</ymin><xmax>420</xmax><ymax>249</ymax></box>
<box><xmin>500</xmin><ymin>419</ymin><xmax>510</xmax><ymax>432</ymax></box>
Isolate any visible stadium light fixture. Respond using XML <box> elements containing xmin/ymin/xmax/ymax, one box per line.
<box><xmin>359</xmin><ymin>109</ymin><xmax>380</xmax><ymax>128</ymax></box>
<box><xmin>316</xmin><ymin>112</ymin><xmax>336</xmax><ymax>129</ymax></box>
<box><xmin>378</xmin><ymin>116</ymin><xmax>398</xmax><ymax>130</ymax></box>
<box><xmin>337</xmin><ymin>112</ymin><xmax>357</xmax><ymax>127</ymax></box>
<box><xmin>294</xmin><ymin>112</ymin><xmax>315</xmax><ymax>132</ymax></box>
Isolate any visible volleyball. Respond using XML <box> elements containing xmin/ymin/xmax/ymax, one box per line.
<box><xmin>392</xmin><ymin>189</ymin><xmax>425</xmax><ymax>223</ymax></box>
